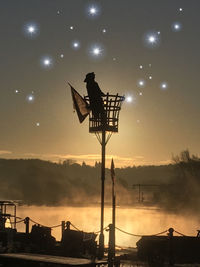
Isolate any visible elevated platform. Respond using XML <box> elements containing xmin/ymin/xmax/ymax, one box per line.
<box><xmin>0</xmin><ymin>253</ymin><xmax>107</xmax><ymax>266</ymax></box>
<box><xmin>85</xmin><ymin>93</ymin><xmax>125</xmax><ymax>133</ymax></box>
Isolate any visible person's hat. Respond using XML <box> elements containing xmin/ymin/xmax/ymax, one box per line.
<box><xmin>84</xmin><ymin>72</ymin><xmax>95</xmax><ymax>82</ymax></box>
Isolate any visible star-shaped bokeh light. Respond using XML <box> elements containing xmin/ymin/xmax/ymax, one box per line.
<box><xmin>125</xmin><ymin>94</ymin><xmax>136</xmax><ymax>104</ymax></box>
<box><xmin>72</xmin><ymin>41</ymin><xmax>80</xmax><ymax>50</ymax></box>
<box><xmin>137</xmin><ymin>79</ymin><xmax>145</xmax><ymax>87</ymax></box>
<box><xmin>90</xmin><ymin>7</ymin><xmax>96</xmax><ymax>14</ymax></box>
<box><xmin>126</xmin><ymin>96</ymin><xmax>133</xmax><ymax>103</ymax></box>
<box><xmin>24</xmin><ymin>22</ymin><xmax>39</xmax><ymax>38</ymax></box>
<box><xmin>144</xmin><ymin>31</ymin><xmax>160</xmax><ymax>48</ymax></box>
<box><xmin>26</xmin><ymin>94</ymin><xmax>35</xmax><ymax>103</ymax></box>
<box><xmin>86</xmin><ymin>4</ymin><xmax>101</xmax><ymax>18</ymax></box>
<box><xmin>28</xmin><ymin>26</ymin><xmax>35</xmax><ymax>33</ymax></box>
<box><xmin>89</xmin><ymin>44</ymin><xmax>104</xmax><ymax>59</ymax></box>
<box><xmin>40</xmin><ymin>56</ymin><xmax>53</xmax><ymax>69</ymax></box>
<box><xmin>160</xmin><ymin>82</ymin><xmax>168</xmax><ymax>90</ymax></box>
<box><xmin>172</xmin><ymin>22</ymin><xmax>182</xmax><ymax>32</ymax></box>
<box><xmin>93</xmin><ymin>48</ymin><xmax>100</xmax><ymax>55</ymax></box>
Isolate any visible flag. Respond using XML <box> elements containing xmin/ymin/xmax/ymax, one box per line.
<box><xmin>69</xmin><ymin>83</ymin><xmax>90</xmax><ymax>123</ymax></box>
<box><xmin>111</xmin><ymin>158</ymin><xmax>115</xmax><ymax>183</ymax></box>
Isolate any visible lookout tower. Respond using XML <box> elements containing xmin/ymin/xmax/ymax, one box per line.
<box><xmin>84</xmin><ymin>93</ymin><xmax>125</xmax><ymax>257</ymax></box>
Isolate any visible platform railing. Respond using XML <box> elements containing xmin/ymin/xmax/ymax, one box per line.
<box><xmin>84</xmin><ymin>93</ymin><xmax>125</xmax><ymax>133</ymax></box>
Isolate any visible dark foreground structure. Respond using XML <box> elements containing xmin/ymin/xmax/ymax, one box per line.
<box><xmin>2</xmin><ymin>203</ymin><xmax>200</xmax><ymax>266</ymax></box>
<box><xmin>0</xmin><ymin>253</ymin><xmax>106</xmax><ymax>266</ymax></box>
<box><xmin>0</xmin><ymin>201</ymin><xmax>106</xmax><ymax>266</ymax></box>
<box><xmin>137</xmin><ymin>228</ymin><xmax>200</xmax><ymax>266</ymax></box>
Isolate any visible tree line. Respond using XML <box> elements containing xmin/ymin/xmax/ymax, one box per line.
<box><xmin>0</xmin><ymin>150</ymin><xmax>200</xmax><ymax>214</ymax></box>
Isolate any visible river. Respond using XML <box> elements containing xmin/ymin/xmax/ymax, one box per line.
<box><xmin>14</xmin><ymin>205</ymin><xmax>200</xmax><ymax>247</ymax></box>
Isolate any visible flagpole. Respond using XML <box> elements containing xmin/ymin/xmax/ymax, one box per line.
<box><xmin>112</xmin><ymin>182</ymin><xmax>116</xmax><ymax>259</ymax></box>
<box><xmin>112</xmin><ymin>160</ymin><xmax>116</xmax><ymax>261</ymax></box>
<box><xmin>108</xmin><ymin>158</ymin><xmax>116</xmax><ymax>266</ymax></box>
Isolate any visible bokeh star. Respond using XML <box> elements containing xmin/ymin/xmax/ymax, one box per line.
<box><xmin>26</xmin><ymin>94</ymin><xmax>35</xmax><ymax>103</ymax></box>
<box><xmin>172</xmin><ymin>22</ymin><xmax>182</xmax><ymax>32</ymax></box>
<box><xmin>24</xmin><ymin>22</ymin><xmax>39</xmax><ymax>38</ymax></box>
<box><xmin>40</xmin><ymin>56</ymin><xmax>53</xmax><ymax>69</ymax></box>
<box><xmin>144</xmin><ymin>31</ymin><xmax>160</xmax><ymax>48</ymax></box>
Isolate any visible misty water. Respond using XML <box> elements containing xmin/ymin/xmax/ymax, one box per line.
<box><xmin>15</xmin><ymin>206</ymin><xmax>200</xmax><ymax>247</ymax></box>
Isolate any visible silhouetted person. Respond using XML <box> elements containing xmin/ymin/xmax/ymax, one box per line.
<box><xmin>84</xmin><ymin>72</ymin><xmax>105</xmax><ymax>120</ymax></box>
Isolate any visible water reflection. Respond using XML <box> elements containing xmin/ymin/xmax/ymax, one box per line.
<box><xmin>15</xmin><ymin>206</ymin><xmax>200</xmax><ymax>247</ymax></box>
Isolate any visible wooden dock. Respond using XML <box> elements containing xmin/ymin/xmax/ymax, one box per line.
<box><xmin>0</xmin><ymin>253</ymin><xmax>107</xmax><ymax>266</ymax></box>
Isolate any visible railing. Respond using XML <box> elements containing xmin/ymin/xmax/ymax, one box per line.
<box><xmin>84</xmin><ymin>93</ymin><xmax>125</xmax><ymax>133</ymax></box>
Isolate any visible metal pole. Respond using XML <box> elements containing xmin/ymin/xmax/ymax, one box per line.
<box><xmin>139</xmin><ymin>184</ymin><xmax>141</xmax><ymax>203</ymax></box>
<box><xmin>168</xmin><ymin>227</ymin><xmax>174</xmax><ymax>266</ymax></box>
<box><xmin>14</xmin><ymin>204</ymin><xmax>16</xmax><ymax>229</ymax></box>
<box><xmin>66</xmin><ymin>221</ymin><xmax>70</xmax><ymax>230</ymax></box>
<box><xmin>25</xmin><ymin>217</ymin><xmax>30</xmax><ymax>234</ymax></box>
<box><xmin>112</xmin><ymin>175</ymin><xmax>116</xmax><ymax>259</ymax></box>
<box><xmin>99</xmin><ymin>129</ymin><xmax>106</xmax><ymax>258</ymax></box>
<box><xmin>108</xmin><ymin>223</ymin><xmax>114</xmax><ymax>267</ymax></box>
<box><xmin>61</xmin><ymin>221</ymin><xmax>65</xmax><ymax>239</ymax></box>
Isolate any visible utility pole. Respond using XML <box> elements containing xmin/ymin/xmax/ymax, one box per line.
<box><xmin>132</xmin><ymin>184</ymin><xmax>161</xmax><ymax>203</ymax></box>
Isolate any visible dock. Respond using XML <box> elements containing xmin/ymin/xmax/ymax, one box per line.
<box><xmin>0</xmin><ymin>253</ymin><xmax>107</xmax><ymax>266</ymax></box>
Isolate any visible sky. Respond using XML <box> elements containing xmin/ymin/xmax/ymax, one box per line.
<box><xmin>0</xmin><ymin>0</ymin><xmax>200</xmax><ymax>167</ymax></box>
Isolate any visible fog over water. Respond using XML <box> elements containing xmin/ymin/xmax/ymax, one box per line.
<box><xmin>15</xmin><ymin>206</ymin><xmax>200</xmax><ymax>247</ymax></box>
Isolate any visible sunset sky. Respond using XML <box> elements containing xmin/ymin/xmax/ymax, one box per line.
<box><xmin>0</xmin><ymin>0</ymin><xmax>200</xmax><ymax>167</ymax></box>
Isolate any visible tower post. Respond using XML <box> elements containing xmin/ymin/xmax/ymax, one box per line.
<box><xmin>70</xmin><ymin>83</ymin><xmax>125</xmax><ymax>259</ymax></box>
<box><xmin>85</xmin><ymin>93</ymin><xmax>125</xmax><ymax>259</ymax></box>
<box><xmin>99</xmin><ymin>129</ymin><xmax>106</xmax><ymax>257</ymax></box>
